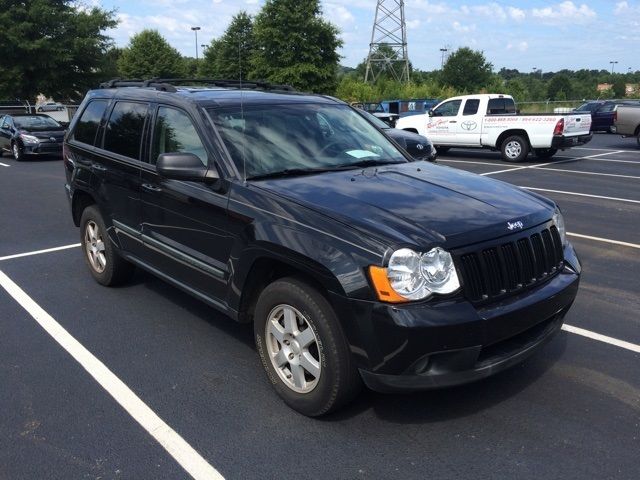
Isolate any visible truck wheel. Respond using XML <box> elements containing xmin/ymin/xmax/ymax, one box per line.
<box><xmin>80</xmin><ymin>205</ymin><xmax>134</xmax><ymax>286</ymax></box>
<box><xmin>534</xmin><ymin>148</ymin><xmax>557</xmax><ymax>159</ymax></box>
<box><xmin>501</xmin><ymin>135</ymin><xmax>529</xmax><ymax>162</ymax></box>
<box><xmin>637</xmin><ymin>132</ymin><xmax>640</xmax><ymax>147</ymax></box>
<box><xmin>435</xmin><ymin>146</ymin><xmax>450</xmax><ymax>155</ymax></box>
<box><xmin>254</xmin><ymin>277</ymin><xmax>361</xmax><ymax>416</ymax></box>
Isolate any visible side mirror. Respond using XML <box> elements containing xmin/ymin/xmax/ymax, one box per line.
<box><xmin>428</xmin><ymin>109</ymin><xmax>434</xmax><ymax>117</ymax></box>
<box><xmin>156</xmin><ymin>152</ymin><xmax>219</xmax><ymax>183</ymax></box>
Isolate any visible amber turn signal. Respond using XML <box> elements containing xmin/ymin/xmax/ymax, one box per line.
<box><xmin>368</xmin><ymin>266</ymin><xmax>410</xmax><ymax>303</ymax></box>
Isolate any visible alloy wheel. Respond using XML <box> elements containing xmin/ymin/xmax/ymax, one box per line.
<box><xmin>84</xmin><ymin>220</ymin><xmax>106</xmax><ymax>273</ymax></box>
<box><xmin>265</xmin><ymin>304</ymin><xmax>321</xmax><ymax>393</ymax></box>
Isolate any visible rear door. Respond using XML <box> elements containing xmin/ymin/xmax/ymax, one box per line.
<box><xmin>591</xmin><ymin>103</ymin><xmax>615</xmax><ymax>131</ymax></box>
<box><xmin>139</xmin><ymin>104</ymin><xmax>232</xmax><ymax>305</ymax></box>
<box><xmin>425</xmin><ymin>99</ymin><xmax>462</xmax><ymax>145</ymax></box>
<box><xmin>92</xmin><ymin>100</ymin><xmax>150</xmax><ymax>255</ymax></box>
<box><xmin>0</xmin><ymin>116</ymin><xmax>11</xmax><ymax>152</ymax></box>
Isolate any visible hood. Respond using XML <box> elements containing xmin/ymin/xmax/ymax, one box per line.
<box><xmin>23</xmin><ymin>128</ymin><xmax>66</xmax><ymax>139</ymax></box>
<box><xmin>255</xmin><ymin>162</ymin><xmax>555</xmax><ymax>249</ymax></box>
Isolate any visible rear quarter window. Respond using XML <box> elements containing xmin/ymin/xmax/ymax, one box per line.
<box><xmin>487</xmin><ymin>98</ymin><xmax>516</xmax><ymax>115</ymax></box>
<box><xmin>72</xmin><ymin>100</ymin><xmax>108</xmax><ymax>145</ymax></box>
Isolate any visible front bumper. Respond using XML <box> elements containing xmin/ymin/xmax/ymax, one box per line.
<box><xmin>551</xmin><ymin>133</ymin><xmax>592</xmax><ymax>149</ymax></box>
<box><xmin>334</xmin><ymin>244</ymin><xmax>580</xmax><ymax>393</ymax></box>
<box><xmin>21</xmin><ymin>142</ymin><xmax>63</xmax><ymax>156</ymax></box>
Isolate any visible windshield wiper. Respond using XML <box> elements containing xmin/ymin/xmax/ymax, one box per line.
<box><xmin>247</xmin><ymin>160</ymin><xmax>406</xmax><ymax>180</ymax></box>
<box><xmin>247</xmin><ymin>166</ymin><xmax>345</xmax><ymax>180</ymax></box>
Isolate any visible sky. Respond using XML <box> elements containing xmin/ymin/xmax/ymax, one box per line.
<box><xmin>96</xmin><ymin>0</ymin><xmax>640</xmax><ymax>73</ymax></box>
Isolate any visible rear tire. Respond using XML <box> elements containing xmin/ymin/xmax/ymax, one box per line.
<box><xmin>254</xmin><ymin>277</ymin><xmax>361</xmax><ymax>416</ymax></box>
<box><xmin>636</xmin><ymin>132</ymin><xmax>640</xmax><ymax>148</ymax></box>
<box><xmin>501</xmin><ymin>135</ymin><xmax>529</xmax><ymax>162</ymax></box>
<box><xmin>534</xmin><ymin>148</ymin><xmax>557</xmax><ymax>159</ymax></box>
<box><xmin>80</xmin><ymin>205</ymin><xmax>134</xmax><ymax>286</ymax></box>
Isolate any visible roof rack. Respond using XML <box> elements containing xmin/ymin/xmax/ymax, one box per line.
<box><xmin>99</xmin><ymin>78</ymin><xmax>296</xmax><ymax>93</ymax></box>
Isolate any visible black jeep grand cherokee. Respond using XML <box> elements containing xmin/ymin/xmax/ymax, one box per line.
<box><xmin>64</xmin><ymin>79</ymin><xmax>580</xmax><ymax>416</ymax></box>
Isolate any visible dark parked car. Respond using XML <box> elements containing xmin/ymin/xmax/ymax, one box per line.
<box><xmin>575</xmin><ymin>100</ymin><xmax>640</xmax><ymax>133</ymax></box>
<box><xmin>361</xmin><ymin>110</ymin><xmax>437</xmax><ymax>162</ymax></box>
<box><xmin>64</xmin><ymin>79</ymin><xmax>581</xmax><ymax>416</ymax></box>
<box><xmin>0</xmin><ymin>113</ymin><xmax>65</xmax><ymax>160</ymax></box>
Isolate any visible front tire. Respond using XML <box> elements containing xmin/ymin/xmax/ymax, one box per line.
<box><xmin>534</xmin><ymin>148</ymin><xmax>557</xmax><ymax>159</ymax></box>
<box><xmin>501</xmin><ymin>135</ymin><xmax>530</xmax><ymax>162</ymax></box>
<box><xmin>80</xmin><ymin>205</ymin><xmax>134</xmax><ymax>286</ymax></box>
<box><xmin>12</xmin><ymin>142</ymin><xmax>24</xmax><ymax>161</ymax></box>
<box><xmin>254</xmin><ymin>277</ymin><xmax>361</xmax><ymax>416</ymax></box>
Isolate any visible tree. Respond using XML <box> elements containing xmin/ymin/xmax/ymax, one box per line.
<box><xmin>199</xmin><ymin>39</ymin><xmax>222</xmax><ymax>77</ymax></box>
<box><xmin>251</xmin><ymin>0</ymin><xmax>342</xmax><ymax>93</ymax></box>
<box><xmin>215</xmin><ymin>11</ymin><xmax>255</xmax><ymax>80</ymax></box>
<box><xmin>546</xmin><ymin>74</ymin><xmax>572</xmax><ymax>100</ymax></box>
<box><xmin>612</xmin><ymin>78</ymin><xmax>627</xmax><ymax>98</ymax></box>
<box><xmin>117</xmin><ymin>30</ymin><xmax>184</xmax><ymax>79</ymax></box>
<box><xmin>440</xmin><ymin>47</ymin><xmax>493</xmax><ymax>93</ymax></box>
<box><xmin>0</xmin><ymin>0</ymin><xmax>117</xmax><ymax>102</ymax></box>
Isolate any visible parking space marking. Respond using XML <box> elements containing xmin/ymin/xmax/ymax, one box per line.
<box><xmin>0</xmin><ymin>270</ymin><xmax>224</xmax><ymax>480</ymax></box>
<box><xmin>480</xmin><ymin>151</ymin><xmax>625</xmax><ymax>176</ymax></box>
<box><xmin>438</xmin><ymin>159</ymin><xmax>515</xmax><ymax>168</ymax></box>
<box><xmin>532</xmin><ymin>167</ymin><xmax>640</xmax><ymax>180</ymax></box>
<box><xmin>0</xmin><ymin>243</ymin><xmax>81</xmax><ymax>262</ymax></box>
<box><xmin>0</xmin><ymin>162</ymin><xmax>9</xmax><ymax>167</ymax></box>
<box><xmin>563</xmin><ymin>324</ymin><xmax>640</xmax><ymax>354</ymax></box>
<box><xmin>567</xmin><ymin>233</ymin><xmax>640</xmax><ymax>250</ymax></box>
<box><xmin>520</xmin><ymin>187</ymin><xmax>640</xmax><ymax>205</ymax></box>
<box><xmin>574</xmin><ymin>147</ymin><xmax>630</xmax><ymax>152</ymax></box>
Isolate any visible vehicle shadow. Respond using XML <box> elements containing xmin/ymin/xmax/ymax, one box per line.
<box><xmin>135</xmin><ymin>269</ymin><xmax>255</xmax><ymax>349</ymax></box>
<box><xmin>327</xmin><ymin>333</ymin><xmax>568</xmax><ymax>424</ymax></box>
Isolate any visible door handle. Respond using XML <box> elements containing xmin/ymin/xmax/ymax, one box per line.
<box><xmin>142</xmin><ymin>183</ymin><xmax>163</xmax><ymax>193</ymax></box>
<box><xmin>449</xmin><ymin>121</ymin><xmax>457</xmax><ymax>123</ymax></box>
<box><xmin>92</xmin><ymin>163</ymin><xmax>107</xmax><ymax>172</ymax></box>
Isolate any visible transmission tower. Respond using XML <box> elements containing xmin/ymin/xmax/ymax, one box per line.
<box><xmin>364</xmin><ymin>0</ymin><xmax>410</xmax><ymax>83</ymax></box>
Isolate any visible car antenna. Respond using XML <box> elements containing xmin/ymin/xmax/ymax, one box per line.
<box><xmin>239</xmin><ymin>39</ymin><xmax>247</xmax><ymax>184</ymax></box>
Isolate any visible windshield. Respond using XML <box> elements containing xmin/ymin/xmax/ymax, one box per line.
<box><xmin>208</xmin><ymin>103</ymin><xmax>406</xmax><ymax>179</ymax></box>
<box><xmin>14</xmin><ymin>115</ymin><xmax>61</xmax><ymax>130</ymax></box>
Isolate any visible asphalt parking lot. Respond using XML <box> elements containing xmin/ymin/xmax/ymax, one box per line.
<box><xmin>0</xmin><ymin>133</ymin><xmax>638</xmax><ymax>479</ymax></box>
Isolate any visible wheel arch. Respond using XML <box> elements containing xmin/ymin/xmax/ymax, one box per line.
<box><xmin>497</xmin><ymin>129</ymin><xmax>531</xmax><ymax>150</ymax></box>
<box><xmin>72</xmin><ymin>189</ymin><xmax>97</xmax><ymax>227</ymax></box>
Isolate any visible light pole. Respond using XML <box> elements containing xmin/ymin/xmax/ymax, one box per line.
<box><xmin>191</xmin><ymin>26</ymin><xmax>201</xmax><ymax>60</ymax></box>
<box><xmin>610</xmin><ymin>60</ymin><xmax>618</xmax><ymax>75</ymax></box>
<box><xmin>439</xmin><ymin>48</ymin><xmax>448</xmax><ymax>68</ymax></box>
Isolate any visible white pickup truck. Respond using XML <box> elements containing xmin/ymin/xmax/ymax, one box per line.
<box><xmin>396</xmin><ymin>94</ymin><xmax>593</xmax><ymax>162</ymax></box>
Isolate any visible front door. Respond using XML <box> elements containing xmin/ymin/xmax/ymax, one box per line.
<box><xmin>454</xmin><ymin>98</ymin><xmax>482</xmax><ymax>146</ymax></box>
<box><xmin>0</xmin><ymin>116</ymin><xmax>14</xmax><ymax>153</ymax></box>
<box><xmin>140</xmin><ymin>105</ymin><xmax>232</xmax><ymax>305</ymax></box>
<box><xmin>425</xmin><ymin>99</ymin><xmax>462</xmax><ymax>145</ymax></box>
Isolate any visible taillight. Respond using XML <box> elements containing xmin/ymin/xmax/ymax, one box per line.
<box><xmin>613</xmin><ymin>111</ymin><xmax>618</xmax><ymax>124</ymax></box>
<box><xmin>553</xmin><ymin>118</ymin><xmax>564</xmax><ymax>136</ymax></box>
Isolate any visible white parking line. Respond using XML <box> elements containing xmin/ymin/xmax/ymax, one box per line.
<box><xmin>0</xmin><ymin>270</ymin><xmax>224</xmax><ymax>480</ymax></box>
<box><xmin>567</xmin><ymin>233</ymin><xmax>640</xmax><ymax>250</ymax></box>
<box><xmin>520</xmin><ymin>187</ymin><xmax>640</xmax><ymax>205</ymax></box>
<box><xmin>438</xmin><ymin>159</ymin><xmax>515</xmax><ymax>168</ymax></box>
<box><xmin>533</xmin><ymin>167</ymin><xmax>640</xmax><ymax>180</ymax></box>
<box><xmin>480</xmin><ymin>151</ymin><xmax>626</xmax><ymax>176</ymax></box>
<box><xmin>0</xmin><ymin>162</ymin><xmax>9</xmax><ymax>167</ymax></box>
<box><xmin>0</xmin><ymin>243</ymin><xmax>81</xmax><ymax>262</ymax></box>
<box><xmin>562</xmin><ymin>324</ymin><xmax>640</xmax><ymax>354</ymax></box>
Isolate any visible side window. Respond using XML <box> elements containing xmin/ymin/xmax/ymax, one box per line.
<box><xmin>432</xmin><ymin>100</ymin><xmax>462</xmax><ymax>117</ymax></box>
<box><xmin>463</xmin><ymin>99</ymin><xmax>480</xmax><ymax>116</ymax></box>
<box><xmin>487</xmin><ymin>98</ymin><xmax>516</xmax><ymax>115</ymax></box>
<box><xmin>598</xmin><ymin>104</ymin><xmax>615</xmax><ymax>113</ymax></box>
<box><xmin>103</xmin><ymin>101</ymin><xmax>148</xmax><ymax>160</ymax></box>
<box><xmin>73</xmin><ymin>100</ymin><xmax>108</xmax><ymax>145</ymax></box>
<box><xmin>151</xmin><ymin>106</ymin><xmax>207</xmax><ymax>166</ymax></box>
<box><xmin>2</xmin><ymin>116</ymin><xmax>13</xmax><ymax>129</ymax></box>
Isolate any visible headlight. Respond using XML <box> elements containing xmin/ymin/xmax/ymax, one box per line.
<box><xmin>553</xmin><ymin>209</ymin><xmax>567</xmax><ymax>246</ymax></box>
<box><xmin>369</xmin><ymin>247</ymin><xmax>460</xmax><ymax>302</ymax></box>
<box><xmin>20</xmin><ymin>134</ymin><xmax>39</xmax><ymax>144</ymax></box>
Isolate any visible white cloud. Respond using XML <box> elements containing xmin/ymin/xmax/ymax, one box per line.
<box><xmin>531</xmin><ymin>2</ymin><xmax>596</xmax><ymax>25</ymax></box>
<box><xmin>507</xmin><ymin>41</ymin><xmax>529</xmax><ymax>52</ymax></box>
<box><xmin>452</xmin><ymin>21</ymin><xmax>475</xmax><ymax>33</ymax></box>
<box><xmin>508</xmin><ymin>7</ymin><xmax>525</xmax><ymax>21</ymax></box>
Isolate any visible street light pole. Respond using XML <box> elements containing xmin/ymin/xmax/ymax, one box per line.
<box><xmin>191</xmin><ymin>26</ymin><xmax>201</xmax><ymax>61</ymax></box>
<box><xmin>610</xmin><ymin>60</ymin><xmax>618</xmax><ymax>75</ymax></box>
<box><xmin>439</xmin><ymin>48</ymin><xmax>448</xmax><ymax>68</ymax></box>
